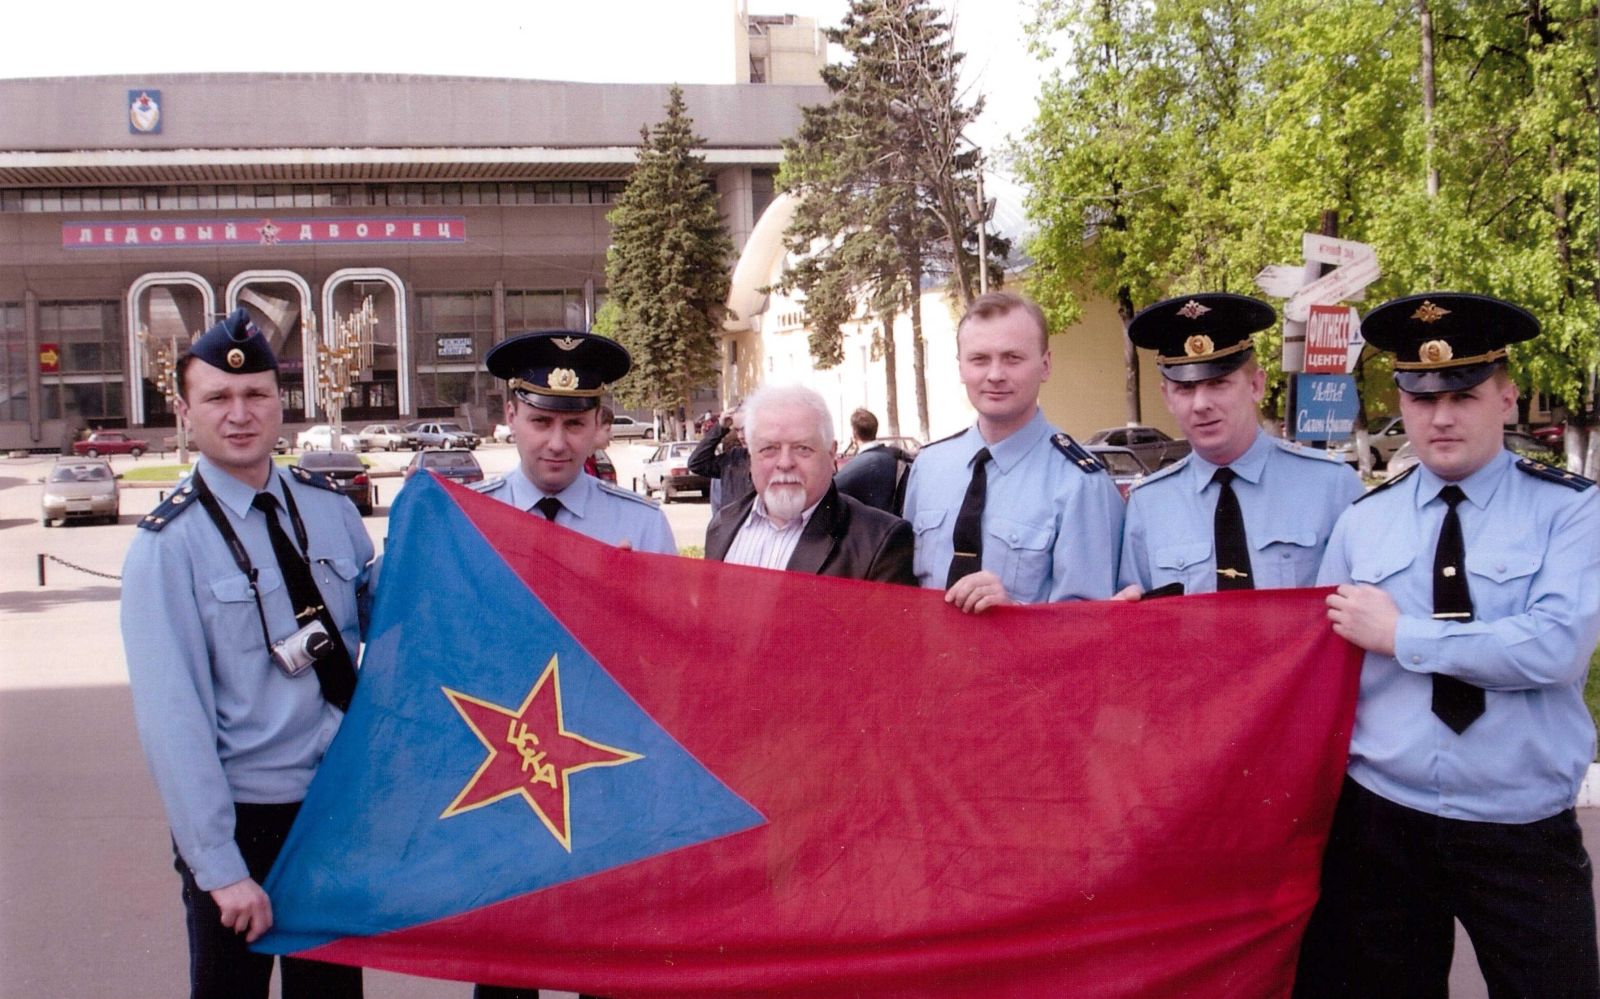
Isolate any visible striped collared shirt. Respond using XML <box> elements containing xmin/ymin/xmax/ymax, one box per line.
<box><xmin>723</xmin><ymin>495</ymin><xmax>820</xmax><ymax>570</ymax></box>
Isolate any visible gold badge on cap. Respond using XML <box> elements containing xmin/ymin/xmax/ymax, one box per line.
<box><xmin>1412</xmin><ymin>300</ymin><xmax>1451</xmax><ymax>324</ymax></box>
<box><xmin>1184</xmin><ymin>334</ymin><xmax>1215</xmax><ymax>358</ymax></box>
<box><xmin>1418</xmin><ymin>339</ymin><xmax>1454</xmax><ymax>364</ymax></box>
<box><xmin>551</xmin><ymin>336</ymin><xmax>582</xmax><ymax>352</ymax></box>
<box><xmin>226</xmin><ymin>348</ymin><xmax>246</xmax><ymax>369</ymax></box>
<box><xmin>1176</xmin><ymin>300</ymin><xmax>1212</xmax><ymax>320</ymax></box>
<box><xmin>547</xmin><ymin>367</ymin><xmax>579</xmax><ymax>391</ymax></box>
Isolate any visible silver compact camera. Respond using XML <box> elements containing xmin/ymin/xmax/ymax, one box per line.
<box><xmin>270</xmin><ymin>619</ymin><xmax>335</xmax><ymax>677</ymax></box>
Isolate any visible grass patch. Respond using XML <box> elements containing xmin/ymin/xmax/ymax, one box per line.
<box><xmin>119</xmin><ymin>453</ymin><xmax>374</xmax><ymax>483</ymax></box>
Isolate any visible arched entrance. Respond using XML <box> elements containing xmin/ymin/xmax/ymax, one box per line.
<box><xmin>323</xmin><ymin>268</ymin><xmax>408</xmax><ymax>419</ymax></box>
<box><xmin>126</xmin><ymin>272</ymin><xmax>216</xmax><ymax>427</ymax></box>
<box><xmin>225</xmin><ymin>271</ymin><xmax>316</xmax><ymax>419</ymax></box>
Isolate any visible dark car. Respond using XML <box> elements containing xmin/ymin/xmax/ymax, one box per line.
<box><xmin>1086</xmin><ymin>445</ymin><xmax>1150</xmax><ymax>500</ymax></box>
<box><xmin>406</xmin><ymin>448</ymin><xmax>485</xmax><ymax>485</ymax></box>
<box><xmin>296</xmin><ymin>450</ymin><xmax>373</xmax><ymax>515</ymax></box>
<box><xmin>72</xmin><ymin>430</ymin><xmax>149</xmax><ymax>458</ymax></box>
<box><xmin>1084</xmin><ymin>426</ymin><xmax>1191</xmax><ymax>469</ymax></box>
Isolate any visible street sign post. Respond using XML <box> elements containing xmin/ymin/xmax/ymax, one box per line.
<box><xmin>1293</xmin><ymin>374</ymin><xmax>1359</xmax><ymax>442</ymax></box>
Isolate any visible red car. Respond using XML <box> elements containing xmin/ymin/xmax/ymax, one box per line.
<box><xmin>72</xmin><ymin>431</ymin><xmax>149</xmax><ymax>458</ymax></box>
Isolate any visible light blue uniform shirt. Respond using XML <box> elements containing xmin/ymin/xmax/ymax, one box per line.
<box><xmin>121</xmin><ymin>455</ymin><xmax>373</xmax><ymax>890</ymax></box>
<box><xmin>1318</xmin><ymin>449</ymin><xmax>1600</xmax><ymax>823</ymax></box>
<box><xmin>473</xmin><ymin>464</ymin><xmax>678</xmax><ymax>555</ymax></box>
<box><xmin>1120</xmin><ymin>430</ymin><xmax>1363</xmax><ymax>593</ymax></box>
<box><xmin>902</xmin><ymin>408</ymin><xmax>1124</xmax><ymax>602</ymax></box>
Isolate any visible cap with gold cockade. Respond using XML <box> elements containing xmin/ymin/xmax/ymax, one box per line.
<box><xmin>183</xmin><ymin>308</ymin><xmax>277</xmax><ymax>375</ymax></box>
<box><xmin>485</xmin><ymin>330</ymin><xmax>631</xmax><ymax>412</ymax></box>
<box><xmin>1361</xmin><ymin>292</ymin><xmax>1538</xmax><ymax>394</ymax></box>
<box><xmin>1128</xmin><ymin>293</ymin><xmax>1277</xmax><ymax>383</ymax></box>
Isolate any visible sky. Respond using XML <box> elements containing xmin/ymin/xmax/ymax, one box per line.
<box><xmin>9</xmin><ymin>0</ymin><xmax>1043</xmax><ymax>231</ymax></box>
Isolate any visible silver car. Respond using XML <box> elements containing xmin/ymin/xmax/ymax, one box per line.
<box><xmin>42</xmin><ymin>458</ymin><xmax>120</xmax><ymax>526</ymax></box>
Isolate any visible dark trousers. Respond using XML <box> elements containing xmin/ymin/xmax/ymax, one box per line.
<box><xmin>176</xmin><ymin>801</ymin><xmax>363</xmax><ymax>999</ymax></box>
<box><xmin>1294</xmin><ymin>778</ymin><xmax>1600</xmax><ymax>999</ymax></box>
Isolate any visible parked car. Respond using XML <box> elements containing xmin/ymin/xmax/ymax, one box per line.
<box><xmin>407</xmin><ymin>421</ymin><xmax>481</xmax><ymax>450</ymax></box>
<box><xmin>836</xmin><ymin>436</ymin><xmax>924</xmax><ymax>469</ymax></box>
<box><xmin>295</xmin><ymin>424</ymin><xmax>359</xmax><ymax>451</ymax></box>
<box><xmin>406</xmin><ymin>448</ymin><xmax>485</xmax><ymax>484</ymax></box>
<box><xmin>637</xmin><ymin>440</ymin><xmax>708</xmax><ymax>502</ymax></box>
<box><xmin>41</xmin><ymin>458</ymin><xmax>120</xmax><ymax>526</ymax></box>
<box><xmin>609</xmin><ymin>415</ymin><xmax>656</xmax><ymax>441</ymax></box>
<box><xmin>493</xmin><ymin>423</ymin><xmax>515</xmax><ymax>444</ymax></box>
<box><xmin>72</xmin><ymin>430</ymin><xmax>149</xmax><ymax>458</ymax></box>
<box><xmin>1385</xmin><ymin>429</ymin><xmax>1561</xmax><ymax>478</ymax></box>
<box><xmin>590</xmin><ymin>449</ymin><xmax>618</xmax><ymax>485</ymax></box>
<box><xmin>356</xmin><ymin>424</ymin><xmax>408</xmax><ymax>452</ymax></box>
<box><xmin>1532</xmin><ymin>420</ymin><xmax>1568</xmax><ymax>448</ymax></box>
<box><xmin>296</xmin><ymin>450</ymin><xmax>373</xmax><ymax>515</ymax></box>
<box><xmin>1084</xmin><ymin>426</ymin><xmax>1191</xmax><ymax>469</ymax></box>
<box><xmin>1086</xmin><ymin>445</ymin><xmax>1150</xmax><ymax>500</ymax></box>
<box><xmin>1331</xmin><ymin>414</ymin><xmax>1408</xmax><ymax>469</ymax></box>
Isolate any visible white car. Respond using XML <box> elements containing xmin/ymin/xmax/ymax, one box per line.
<box><xmin>356</xmin><ymin>424</ymin><xmax>408</xmax><ymax>451</ymax></box>
<box><xmin>610</xmin><ymin>415</ymin><xmax>656</xmax><ymax>440</ymax></box>
<box><xmin>636</xmin><ymin>440</ymin><xmax>709</xmax><ymax>502</ymax></box>
<box><xmin>296</xmin><ymin>424</ymin><xmax>359</xmax><ymax>451</ymax></box>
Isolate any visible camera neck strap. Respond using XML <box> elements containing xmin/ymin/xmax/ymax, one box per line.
<box><xmin>191</xmin><ymin>468</ymin><xmax>357</xmax><ymax>711</ymax></box>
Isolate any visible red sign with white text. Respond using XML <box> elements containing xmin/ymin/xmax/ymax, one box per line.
<box><xmin>1305</xmin><ymin>305</ymin><xmax>1357</xmax><ymax>373</ymax></box>
<box><xmin>63</xmin><ymin>217</ymin><xmax>466</xmax><ymax>249</ymax></box>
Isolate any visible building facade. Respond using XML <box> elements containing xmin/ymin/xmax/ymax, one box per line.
<box><xmin>0</xmin><ymin>57</ymin><xmax>826</xmax><ymax>450</ymax></box>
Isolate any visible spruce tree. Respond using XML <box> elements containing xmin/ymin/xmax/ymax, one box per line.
<box><xmin>603</xmin><ymin>86</ymin><xmax>734</xmax><ymax>427</ymax></box>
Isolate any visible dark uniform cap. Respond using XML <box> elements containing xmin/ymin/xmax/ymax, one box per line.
<box><xmin>484</xmin><ymin>330</ymin><xmax>631</xmax><ymax>412</ymax></box>
<box><xmin>1361</xmin><ymin>292</ymin><xmax>1538</xmax><ymax>394</ymax></box>
<box><xmin>1128</xmin><ymin>293</ymin><xmax>1276</xmax><ymax>383</ymax></box>
<box><xmin>184</xmin><ymin>308</ymin><xmax>277</xmax><ymax>374</ymax></box>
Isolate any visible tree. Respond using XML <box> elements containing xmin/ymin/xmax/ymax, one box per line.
<box><xmin>777</xmin><ymin>0</ymin><xmax>1002</xmax><ymax>440</ymax></box>
<box><xmin>603</xmin><ymin>86</ymin><xmax>734</xmax><ymax>428</ymax></box>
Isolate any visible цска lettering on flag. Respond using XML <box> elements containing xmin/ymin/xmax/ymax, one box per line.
<box><xmin>258</xmin><ymin>471</ymin><xmax>1361</xmax><ymax>997</ymax></box>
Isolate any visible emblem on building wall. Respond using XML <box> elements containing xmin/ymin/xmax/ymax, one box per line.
<box><xmin>128</xmin><ymin>90</ymin><xmax>162</xmax><ymax>134</ymax></box>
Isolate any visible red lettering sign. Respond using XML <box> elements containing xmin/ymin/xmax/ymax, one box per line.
<box><xmin>63</xmin><ymin>217</ymin><xmax>466</xmax><ymax>249</ymax></box>
<box><xmin>1304</xmin><ymin>305</ymin><xmax>1355</xmax><ymax>374</ymax></box>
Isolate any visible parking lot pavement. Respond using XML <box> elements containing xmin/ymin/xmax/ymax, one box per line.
<box><xmin>1</xmin><ymin>447</ymin><xmax>1589</xmax><ymax>997</ymax></box>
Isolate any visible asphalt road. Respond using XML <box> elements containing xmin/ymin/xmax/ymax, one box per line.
<box><xmin>1</xmin><ymin>444</ymin><xmax>1593</xmax><ymax>997</ymax></box>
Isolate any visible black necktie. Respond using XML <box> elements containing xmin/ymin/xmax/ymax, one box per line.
<box><xmin>946</xmin><ymin>448</ymin><xmax>991</xmax><ymax>588</ymax></box>
<box><xmin>1212</xmin><ymin>467</ymin><xmax>1253</xmax><ymax>591</ymax></box>
<box><xmin>534</xmin><ymin>496</ymin><xmax>563</xmax><ymax>522</ymax></box>
<box><xmin>250</xmin><ymin>492</ymin><xmax>357</xmax><ymax>711</ymax></box>
<box><xmin>1431</xmin><ymin>484</ymin><xmax>1484</xmax><ymax>733</ymax></box>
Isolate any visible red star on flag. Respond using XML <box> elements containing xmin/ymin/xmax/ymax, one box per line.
<box><xmin>441</xmin><ymin>654</ymin><xmax>641</xmax><ymax>850</ymax></box>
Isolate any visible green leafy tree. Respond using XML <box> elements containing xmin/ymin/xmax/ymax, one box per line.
<box><xmin>604</xmin><ymin>86</ymin><xmax>734</xmax><ymax>426</ymax></box>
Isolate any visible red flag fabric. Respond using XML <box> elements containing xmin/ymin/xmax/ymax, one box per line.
<box><xmin>273</xmin><ymin>475</ymin><xmax>1361</xmax><ymax>996</ymax></box>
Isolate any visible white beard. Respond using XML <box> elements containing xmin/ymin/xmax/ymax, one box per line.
<box><xmin>762</xmin><ymin>479</ymin><xmax>807</xmax><ymax>524</ymax></box>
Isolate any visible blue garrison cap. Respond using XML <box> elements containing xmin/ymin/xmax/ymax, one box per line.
<box><xmin>1128</xmin><ymin>293</ymin><xmax>1276</xmax><ymax>383</ymax></box>
<box><xmin>1361</xmin><ymin>292</ymin><xmax>1538</xmax><ymax>394</ymax></box>
<box><xmin>184</xmin><ymin>308</ymin><xmax>277</xmax><ymax>374</ymax></box>
<box><xmin>485</xmin><ymin>330</ymin><xmax>631</xmax><ymax>412</ymax></box>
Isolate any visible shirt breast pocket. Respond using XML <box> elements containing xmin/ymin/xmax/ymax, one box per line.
<box><xmin>1152</xmin><ymin>540</ymin><xmax>1214</xmax><ymax>593</ymax></box>
<box><xmin>1257</xmin><ymin>529</ymin><xmax>1320</xmax><ymax>589</ymax></box>
<box><xmin>989</xmin><ymin>518</ymin><xmax>1053</xmax><ymax>600</ymax></box>
<box><xmin>1465</xmin><ymin>548</ymin><xmax>1542</xmax><ymax>608</ymax></box>
<box><xmin>912</xmin><ymin>508</ymin><xmax>948</xmax><ymax>582</ymax></box>
<box><xmin>1349</xmin><ymin>546</ymin><xmax>1417</xmax><ymax>587</ymax></box>
<box><xmin>312</xmin><ymin>556</ymin><xmax>362</xmax><ymax>625</ymax></box>
<box><xmin>207</xmin><ymin>568</ymin><xmax>283</xmax><ymax>652</ymax></box>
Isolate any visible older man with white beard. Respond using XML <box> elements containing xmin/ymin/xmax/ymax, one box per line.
<box><xmin>704</xmin><ymin>384</ymin><xmax>915</xmax><ymax>585</ymax></box>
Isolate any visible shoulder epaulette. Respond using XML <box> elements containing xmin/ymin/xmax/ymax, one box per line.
<box><xmin>1128</xmin><ymin>454</ymin><xmax>1189</xmax><ymax>491</ymax></box>
<box><xmin>138</xmin><ymin>477</ymin><xmax>202</xmax><ymax>531</ymax></box>
<box><xmin>287</xmin><ymin>464</ymin><xmax>342</xmax><ymax>492</ymax></box>
<box><xmin>1516</xmin><ymin>457</ymin><xmax>1595</xmax><ymax>491</ymax></box>
<box><xmin>1051</xmin><ymin>432</ymin><xmax>1105</xmax><ymax>474</ymax></box>
<box><xmin>920</xmin><ymin>429</ymin><xmax>966</xmax><ymax>450</ymax></box>
<box><xmin>597</xmin><ymin>479</ymin><xmax>663</xmax><ymax>508</ymax></box>
<box><xmin>1271</xmin><ymin>437</ymin><xmax>1345</xmax><ymax>463</ymax></box>
<box><xmin>469</xmin><ymin>477</ymin><xmax>509</xmax><ymax>495</ymax></box>
<box><xmin>1353</xmin><ymin>464</ymin><xmax>1416</xmax><ymax>504</ymax></box>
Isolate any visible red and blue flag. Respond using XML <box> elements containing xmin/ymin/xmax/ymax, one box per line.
<box><xmin>258</xmin><ymin>471</ymin><xmax>1361</xmax><ymax>996</ymax></box>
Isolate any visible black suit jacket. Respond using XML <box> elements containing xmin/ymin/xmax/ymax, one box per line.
<box><xmin>833</xmin><ymin>443</ymin><xmax>912</xmax><ymax>515</ymax></box>
<box><xmin>705</xmin><ymin>483</ymin><xmax>917</xmax><ymax>586</ymax></box>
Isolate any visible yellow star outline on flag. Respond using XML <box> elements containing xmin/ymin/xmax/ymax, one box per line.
<box><xmin>441</xmin><ymin>654</ymin><xmax>642</xmax><ymax>851</ymax></box>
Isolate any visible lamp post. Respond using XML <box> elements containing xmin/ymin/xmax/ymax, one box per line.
<box><xmin>964</xmin><ymin>148</ymin><xmax>996</xmax><ymax>297</ymax></box>
<box><xmin>137</xmin><ymin>325</ymin><xmax>190</xmax><ymax>464</ymax></box>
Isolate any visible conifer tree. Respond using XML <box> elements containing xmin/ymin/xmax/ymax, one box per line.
<box><xmin>603</xmin><ymin>86</ymin><xmax>734</xmax><ymax>427</ymax></box>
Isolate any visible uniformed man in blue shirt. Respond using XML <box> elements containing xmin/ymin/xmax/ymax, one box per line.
<box><xmin>1295</xmin><ymin>293</ymin><xmax>1600</xmax><ymax>997</ymax></box>
<box><xmin>122</xmin><ymin>311</ymin><xmax>368</xmax><ymax>998</ymax></box>
<box><xmin>901</xmin><ymin>290</ymin><xmax>1123</xmax><ymax>612</ymax></box>
<box><xmin>475</xmin><ymin>331</ymin><xmax>676</xmax><ymax>556</ymax></box>
<box><xmin>1116</xmin><ymin>293</ymin><xmax>1362</xmax><ymax>597</ymax></box>
<box><xmin>472</xmin><ymin>330</ymin><xmax>673</xmax><ymax>999</ymax></box>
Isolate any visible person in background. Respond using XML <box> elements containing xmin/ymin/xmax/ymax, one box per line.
<box><xmin>833</xmin><ymin>406</ymin><xmax>915</xmax><ymax>516</ymax></box>
<box><xmin>689</xmin><ymin>404</ymin><xmax>752</xmax><ymax>512</ymax></box>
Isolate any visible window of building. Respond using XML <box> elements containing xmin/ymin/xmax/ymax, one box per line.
<box><xmin>0</xmin><ymin>303</ymin><xmax>26</xmax><ymax>421</ymax></box>
<box><xmin>750</xmin><ymin>57</ymin><xmax>768</xmax><ymax>83</ymax></box>
<box><xmin>37</xmin><ymin>300</ymin><xmax>124</xmax><ymax>420</ymax></box>
<box><xmin>752</xmin><ymin>168</ymin><xmax>777</xmax><ymax>222</ymax></box>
